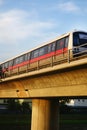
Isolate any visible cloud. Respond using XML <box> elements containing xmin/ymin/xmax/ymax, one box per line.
<box><xmin>0</xmin><ymin>9</ymin><xmax>56</xmax><ymax>62</ymax></box>
<box><xmin>57</xmin><ymin>1</ymin><xmax>80</xmax><ymax>12</ymax></box>
<box><xmin>0</xmin><ymin>9</ymin><xmax>55</xmax><ymax>45</ymax></box>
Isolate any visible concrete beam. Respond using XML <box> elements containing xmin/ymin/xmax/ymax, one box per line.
<box><xmin>0</xmin><ymin>63</ymin><xmax>87</xmax><ymax>98</ymax></box>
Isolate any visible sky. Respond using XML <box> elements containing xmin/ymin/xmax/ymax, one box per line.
<box><xmin>0</xmin><ymin>0</ymin><xmax>87</xmax><ymax>62</ymax></box>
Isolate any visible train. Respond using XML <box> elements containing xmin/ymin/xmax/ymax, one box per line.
<box><xmin>0</xmin><ymin>30</ymin><xmax>87</xmax><ymax>78</ymax></box>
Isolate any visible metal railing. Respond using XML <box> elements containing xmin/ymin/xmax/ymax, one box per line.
<box><xmin>68</xmin><ymin>42</ymin><xmax>87</xmax><ymax>62</ymax></box>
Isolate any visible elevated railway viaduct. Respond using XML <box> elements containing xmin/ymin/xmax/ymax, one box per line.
<box><xmin>0</xmin><ymin>56</ymin><xmax>87</xmax><ymax>130</ymax></box>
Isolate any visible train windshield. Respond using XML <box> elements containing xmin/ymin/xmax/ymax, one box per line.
<box><xmin>73</xmin><ymin>32</ymin><xmax>87</xmax><ymax>46</ymax></box>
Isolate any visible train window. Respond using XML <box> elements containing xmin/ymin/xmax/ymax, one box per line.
<box><xmin>19</xmin><ymin>55</ymin><xmax>24</xmax><ymax>63</ymax></box>
<box><xmin>24</xmin><ymin>54</ymin><xmax>28</xmax><ymax>61</ymax></box>
<box><xmin>56</xmin><ymin>38</ymin><xmax>64</xmax><ymax>50</ymax></box>
<box><xmin>1</xmin><ymin>64</ymin><xmax>4</xmax><ymax>69</ymax></box>
<box><xmin>48</xmin><ymin>44</ymin><xmax>52</xmax><ymax>53</ymax></box>
<box><xmin>73</xmin><ymin>33</ymin><xmax>79</xmax><ymax>46</ymax></box>
<box><xmin>64</xmin><ymin>36</ymin><xmax>69</xmax><ymax>47</ymax></box>
<box><xmin>78</xmin><ymin>33</ymin><xmax>87</xmax><ymax>45</ymax></box>
<box><xmin>39</xmin><ymin>47</ymin><xmax>44</xmax><ymax>56</ymax></box>
<box><xmin>4</xmin><ymin>62</ymin><xmax>9</xmax><ymax>68</ymax></box>
<box><xmin>31</xmin><ymin>49</ymin><xmax>39</xmax><ymax>59</ymax></box>
<box><xmin>39</xmin><ymin>45</ymin><xmax>48</xmax><ymax>56</ymax></box>
<box><xmin>27</xmin><ymin>53</ymin><xmax>31</xmax><ymax>60</ymax></box>
<box><xmin>14</xmin><ymin>58</ymin><xmax>19</xmax><ymax>65</ymax></box>
<box><xmin>51</xmin><ymin>42</ymin><xmax>56</xmax><ymax>51</ymax></box>
<box><xmin>48</xmin><ymin>42</ymin><xmax>56</xmax><ymax>53</ymax></box>
<box><xmin>9</xmin><ymin>60</ymin><xmax>13</xmax><ymax>67</ymax></box>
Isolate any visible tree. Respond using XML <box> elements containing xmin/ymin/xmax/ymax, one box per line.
<box><xmin>21</xmin><ymin>102</ymin><xmax>31</xmax><ymax>114</ymax></box>
<box><xmin>7</xmin><ymin>99</ymin><xmax>22</xmax><ymax>113</ymax></box>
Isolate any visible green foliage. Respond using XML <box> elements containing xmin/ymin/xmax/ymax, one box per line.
<box><xmin>59</xmin><ymin>99</ymin><xmax>71</xmax><ymax>106</ymax></box>
<box><xmin>21</xmin><ymin>102</ymin><xmax>31</xmax><ymax>114</ymax></box>
<box><xmin>7</xmin><ymin>99</ymin><xmax>31</xmax><ymax>114</ymax></box>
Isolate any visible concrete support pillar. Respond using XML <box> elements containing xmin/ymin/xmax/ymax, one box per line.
<box><xmin>31</xmin><ymin>99</ymin><xmax>59</xmax><ymax>130</ymax></box>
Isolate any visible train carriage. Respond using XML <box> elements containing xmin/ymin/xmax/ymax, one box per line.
<box><xmin>1</xmin><ymin>30</ymin><xmax>87</xmax><ymax>78</ymax></box>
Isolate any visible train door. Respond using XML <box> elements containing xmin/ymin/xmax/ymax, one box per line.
<box><xmin>73</xmin><ymin>32</ymin><xmax>80</xmax><ymax>55</ymax></box>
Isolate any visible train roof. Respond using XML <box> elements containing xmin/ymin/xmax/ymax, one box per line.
<box><xmin>0</xmin><ymin>30</ymin><xmax>87</xmax><ymax>64</ymax></box>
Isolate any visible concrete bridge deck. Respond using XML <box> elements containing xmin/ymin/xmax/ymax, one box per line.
<box><xmin>0</xmin><ymin>57</ymin><xmax>87</xmax><ymax>98</ymax></box>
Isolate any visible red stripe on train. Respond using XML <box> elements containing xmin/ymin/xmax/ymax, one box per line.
<box><xmin>8</xmin><ymin>48</ymin><xmax>68</xmax><ymax>70</ymax></box>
